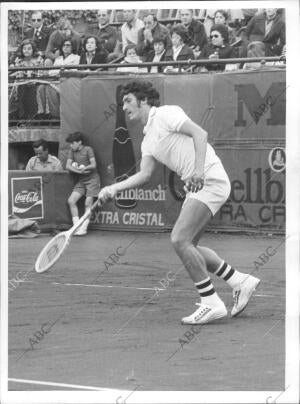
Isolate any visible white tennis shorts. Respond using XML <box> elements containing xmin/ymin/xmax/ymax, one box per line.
<box><xmin>183</xmin><ymin>162</ymin><xmax>231</xmax><ymax>216</ymax></box>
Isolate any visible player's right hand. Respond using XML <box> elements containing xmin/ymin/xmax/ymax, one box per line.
<box><xmin>98</xmin><ymin>185</ymin><xmax>117</xmax><ymax>203</ymax></box>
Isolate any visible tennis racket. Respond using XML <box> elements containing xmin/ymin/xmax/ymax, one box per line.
<box><xmin>35</xmin><ymin>199</ymin><xmax>101</xmax><ymax>273</ymax></box>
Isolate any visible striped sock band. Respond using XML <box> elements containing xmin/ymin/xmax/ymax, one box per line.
<box><xmin>195</xmin><ymin>277</ymin><xmax>215</xmax><ymax>297</ymax></box>
<box><xmin>215</xmin><ymin>261</ymin><xmax>235</xmax><ymax>281</ymax></box>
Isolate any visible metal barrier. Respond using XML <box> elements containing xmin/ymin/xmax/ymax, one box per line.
<box><xmin>8</xmin><ymin>56</ymin><xmax>285</xmax><ymax>128</ymax></box>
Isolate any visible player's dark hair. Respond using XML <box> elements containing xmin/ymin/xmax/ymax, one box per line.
<box><xmin>33</xmin><ymin>138</ymin><xmax>48</xmax><ymax>151</ymax></box>
<box><xmin>121</xmin><ymin>80</ymin><xmax>160</xmax><ymax>107</ymax></box>
<box><xmin>66</xmin><ymin>132</ymin><xmax>85</xmax><ymax>144</ymax></box>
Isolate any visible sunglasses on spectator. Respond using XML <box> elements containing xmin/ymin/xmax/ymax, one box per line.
<box><xmin>32</xmin><ymin>19</ymin><xmax>42</xmax><ymax>22</ymax></box>
<box><xmin>63</xmin><ymin>43</ymin><xmax>72</xmax><ymax>46</ymax></box>
<box><xmin>210</xmin><ymin>34</ymin><xmax>221</xmax><ymax>39</ymax></box>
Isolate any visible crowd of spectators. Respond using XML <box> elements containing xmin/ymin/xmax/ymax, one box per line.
<box><xmin>8</xmin><ymin>8</ymin><xmax>286</xmax><ymax>120</ymax></box>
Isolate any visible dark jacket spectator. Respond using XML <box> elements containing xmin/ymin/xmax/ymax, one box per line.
<box><xmin>199</xmin><ymin>24</ymin><xmax>236</xmax><ymax>71</ymax></box>
<box><xmin>145</xmin><ymin>35</ymin><xmax>168</xmax><ymax>73</ymax></box>
<box><xmin>45</xmin><ymin>18</ymin><xmax>82</xmax><ymax>61</ymax></box>
<box><xmin>185</xmin><ymin>18</ymin><xmax>207</xmax><ymax>50</ymax></box>
<box><xmin>24</xmin><ymin>11</ymin><xmax>53</xmax><ymax>55</ymax></box>
<box><xmin>79</xmin><ymin>36</ymin><xmax>108</xmax><ymax>69</ymax></box>
<box><xmin>165</xmin><ymin>24</ymin><xmax>194</xmax><ymax>63</ymax></box>
<box><xmin>85</xmin><ymin>10</ymin><xmax>118</xmax><ymax>54</ymax></box>
<box><xmin>246</xmin><ymin>9</ymin><xmax>285</xmax><ymax>56</ymax></box>
<box><xmin>165</xmin><ymin>44</ymin><xmax>194</xmax><ymax>62</ymax></box>
<box><xmin>180</xmin><ymin>10</ymin><xmax>207</xmax><ymax>52</ymax></box>
<box><xmin>136</xmin><ymin>14</ymin><xmax>171</xmax><ymax>60</ymax></box>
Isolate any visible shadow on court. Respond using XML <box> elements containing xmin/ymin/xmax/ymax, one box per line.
<box><xmin>8</xmin><ymin>231</ymin><xmax>285</xmax><ymax>391</ymax></box>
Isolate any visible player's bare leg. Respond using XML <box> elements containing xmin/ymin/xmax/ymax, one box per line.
<box><xmin>171</xmin><ymin>198</ymin><xmax>227</xmax><ymax>324</ymax></box>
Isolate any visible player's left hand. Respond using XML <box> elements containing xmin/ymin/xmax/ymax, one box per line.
<box><xmin>98</xmin><ymin>185</ymin><xmax>117</xmax><ymax>203</ymax></box>
<box><xmin>184</xmin><ymin>171</ymin><xmax>204</xmax><ymax>193</ymax></box>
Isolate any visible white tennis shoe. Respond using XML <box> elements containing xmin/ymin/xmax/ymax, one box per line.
<box><xmin>181</xmin><ymin>302</ymin><xmax>227</xmax><ymax>325</ymax></box>
<box><xmin>231</xmin><ymin>275</ymin><xmax>260</xmax><ymax>317</ymax></box>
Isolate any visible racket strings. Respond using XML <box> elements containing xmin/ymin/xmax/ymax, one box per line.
<box><xmin>37</xmin><ymin>234</ymin><xmax>68</xmax><ymax>272</ymax></box>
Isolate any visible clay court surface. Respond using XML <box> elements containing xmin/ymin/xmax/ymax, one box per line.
<box><xmin>8</xmin><ymin>231</ymin><xmax>285</xmax><ymax>391</ymax></box>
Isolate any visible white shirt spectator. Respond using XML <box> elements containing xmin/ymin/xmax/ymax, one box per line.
<box><xmin>172</xmin><ymin>44</ymin><xmax>184</xmax><ymax>60</ymax></box>
<box><xmin>121</xmin><ymin>18</ymin><xmax>144</xmax><ymax>52</ymax></box>
<box><xmin>142</xmin><ymin>105</ymin><xmax>220</xmax><ymax>181</ymax></box>
<box><xmin>49</xmin><ymin>53</ymin><xmax>80</xmax><ymax>76</ymax></box>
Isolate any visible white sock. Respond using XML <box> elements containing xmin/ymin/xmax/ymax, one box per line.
<box><xmin>215</xmin><ymin>260</ymin><xmax>247</xmax><ymax>289</ymax></box>
<box><xmin>195</xmin><ymin>277</ymin><xmax>224</xmax><ymax>307</ymax></box>
<box><xmin>72</xmin><ymin>216</ymin><xmax>79</xmax><ymax>225</ymax></box>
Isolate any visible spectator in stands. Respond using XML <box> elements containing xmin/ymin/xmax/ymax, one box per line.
<box><xmin>213</xmin><ymin>9</ymin><xmax>236</xmax><ymax>43</ymax></box>
<box><xmin>246</xmin><ymin>8</ymin><xmax>285</xmax><ymax>56</ymax></box>
<box><xmin>26</xmin><ymin>139</ymin><xmax>62</xmax><ymax>171</ymax></box>
<box><xmin>136</xmin><ymin>13</ymin><xmax>171</xmax><ymax>61</ymax></box>
<box><xmin>199</xmin><ymin>24</ymin><xmax>236</xmax><ymax>72</ymax></box>
<box><xmin>79</xmin><ymin>35</ymin><xmax>108</xmax><ymax>69</ymax></box>
<box><xmin>45</xmin><ymin>18</ymin><xmax>82</xmax><ymax>65</ymax></box>
<box><xmin>36</xmin><ymin>39</ymin><xmax>80</xmax><ymax>119</ymax></box>
<box><xmin>146</xmin><ymin>35</ymin><xmax>168</xmax><ymax>73</ymax></box>
<box><xmin>121</xmin><ymin>10</ymin><xmax>144</xmax><ymax>53</ymax></box>
<box><xmin>180</xmin><ymin>9</ymin><xmax>207</xmax><ymax>57</ymax></box>
<box><xmin>66</xmin><ymin>132</ymin><xmax>101</xmax><ymax>236</ymax></box>
<box><xmin>164</xmin><ymin>24</ymin><xmax>194</xmax><ymax>72</ymax></box>
<box><xmin>243</xmin><ymin>41</ymin><xmax>266</xmax><ymax>70</ymax></box>
<box><xmin>24</xmin><ymin>11</ymin><xmax>53</xmax><ymax>57</ymax></box>
<box><xmin>116</xmin><ymin>44</ymin><xmax>147</xmax><ymax>73</ymax></box>
<box><xmin>241</xmin><ymin>9</ymin><xmax>260</xmax><ymax>25</ymax></box>
<box><xmin>87</xmin><ymin>10</ymin><xmax>117</xmax><ymax>53</ymax></box>
<box><xmin>234</xmin><ymin>26</ymin><xmax>249</xmax><ymax>58</ymax></box>
<box><xmin>9</xmin><ymin>39</ymin><xmax>44</xmax><ymax>120</ymax></box>
<box><xmin>202</xmin><ymin>9</ymin><xmax>218</xmax><ymax>37</ymax></box>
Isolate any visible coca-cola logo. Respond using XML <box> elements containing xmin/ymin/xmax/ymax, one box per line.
<box><xmin>15</xmin><ymin>191</ymin><xmax>39</xmax><ymax>204</ymax></box>
<box><xmin>12</xmin><ymin>177</ymin><xmax>44</xmax><ymax>219</ymax></box>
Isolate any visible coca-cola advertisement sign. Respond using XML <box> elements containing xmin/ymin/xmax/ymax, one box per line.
<box><xmin>11</xmin><ymin>177</ymin><xmax>44</xmax><ymax>219</ymax></box>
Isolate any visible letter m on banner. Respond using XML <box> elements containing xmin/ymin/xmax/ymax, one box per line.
<box><xmin>234</xmin><ymin>82</ymin><xmax>286</xmax><ymax>127</ymax></box>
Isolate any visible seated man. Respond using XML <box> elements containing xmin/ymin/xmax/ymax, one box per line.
<box><xmin>85</xmin><ymin>10</ymin><xmax>118</xmax><ymax>56</ymax></box>
<box><xmin>24</xmin><ymin>11</ymin><xmax>53</xmax><ymax>57</ymax></box>
<box><xmin>180</xmin><ymin>9</ymin><xmax>207</xmax><ymax>57</ymax></box>
<box><xmin>26</xmin><ymin>139</ymin><xmax>62</xmax><ymax>171</ymax></box>
<box><xmin>136</xmin><ymin>13</ymin><xmax>171</xmax><ymax>60</ymax></box>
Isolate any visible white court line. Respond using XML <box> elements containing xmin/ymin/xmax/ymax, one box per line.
<box><xmin>8</xmin><ymin>377</ymin><xmax>125</xmax><ymax>392</ymax></box>
<box><xmin>23</xmin><ymin>280</ymin><xmax>282</xmax><ymax>298</ymax></box>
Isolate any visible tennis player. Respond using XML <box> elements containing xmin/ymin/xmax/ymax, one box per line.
<box><xmin>99</xmin><ymin>80</ymin><xmax>260</xmax><ymax>324</ymax></box>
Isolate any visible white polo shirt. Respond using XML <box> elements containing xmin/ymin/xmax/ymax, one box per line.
<box><xmin>142</xmin><ymin>105</ymin><xmax>220</xmax><ymax>181</ymax></box>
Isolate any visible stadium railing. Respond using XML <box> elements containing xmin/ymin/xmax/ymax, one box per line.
<box><xmin>8</xmin><ymin>56</ymin><xmax>285</xmax><ymax>128</ymax></box>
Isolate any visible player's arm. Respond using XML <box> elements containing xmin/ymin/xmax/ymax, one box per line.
<box><xmin>99</xmin><ymin>155</ymin><xmax>157</xmax><ymax>203</ymax></box>
<box><xmin>180</xmin><ymin>119</ymin><xmax>208</xmax><ymax>191</ymax></box>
